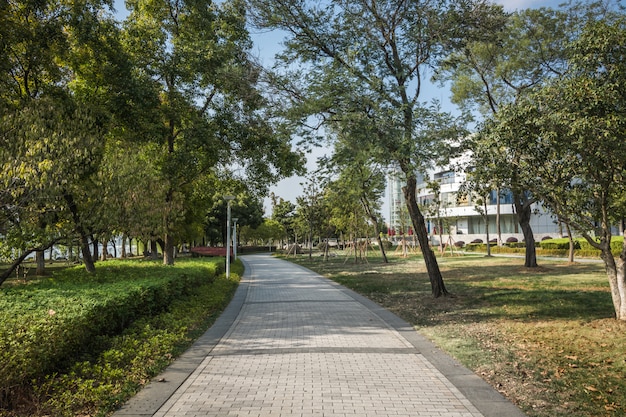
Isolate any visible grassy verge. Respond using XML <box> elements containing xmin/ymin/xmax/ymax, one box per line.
<box><xmin>0</xmin><ymin>257</ymin><xmax>241</xmax><ymax>417</ymax></box>
<box><xmin>280</xmin><ymin>251</ymin><xmax>626</xmax><ymax>417</ymax></box>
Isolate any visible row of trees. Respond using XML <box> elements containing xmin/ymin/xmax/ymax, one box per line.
<box><xmin>245</xmin><ymin>162</ymin><xmax>388</xmax><ymax>261</ymax></box>
<box><xmin>0</xmin><ymin>0</ymin><xmax>303</xmax><ymax>284</ymax></box>
<box><xmin>244</xmin><ymin>0</ymin><xmax>626</xmax><ymax>320</ymax></box>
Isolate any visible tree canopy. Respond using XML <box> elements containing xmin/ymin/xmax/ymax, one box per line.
<box><xmin>0</xmin><ymin>0</ymin><xmax>303</xmax><ymax>279</ymax></box>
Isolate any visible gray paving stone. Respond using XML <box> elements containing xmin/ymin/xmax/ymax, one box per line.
<box><xmin>114</xmin><ymin>254</ymin><xmax>526</xmax><ymax>417</ymax></box>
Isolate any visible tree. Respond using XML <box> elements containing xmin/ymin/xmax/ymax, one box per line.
<box><xmin>486</xmin><ymin>16</ymin><xmax>626</xmax><ymax>319</ymax></box>
<box><xmin>270</xmin><ymin>193</ymin><xmax>296</xmax><ymax>247</ymax></box>
<box><xmin>256</xmin><ymin>219</ymin><xmax>286</xmax><ymax>248</ymax></box>
<box><xmin>322</xmin><ymin>138</ymin><xmax>388</xmax><ymax>263</ymax></box>
<box><xmin>122</xmin><ymin>0</ymin><xmax>303</xmax><ymax>265</ymax></box>
<box><xmin>245</xmin><ymin>0</ymin><xmax>498</xmax><ymax>296</ymax></box>
<box><xmin>294</xmin><ymin>174</ymin><xmax>328</xmax><ymax>259</ymax></box>
<box><xmin>0</xmin><ymin>0</ymin><xmax>163</xmax><ymax>278</ymax></box>
<box><xmin>442</xmin><ymin>1</ymin><xmax>623</xmax><ymax>267</ymax></box>
<box><xmin>203</xmin><ymin>184</ymin><xmax>264</xmax><ymax>247</ymax></box>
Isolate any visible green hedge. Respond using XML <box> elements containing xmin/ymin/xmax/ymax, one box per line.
<box><xmin>464</xmin><ymin>237</ymin><xmax>625</xmax><ymax>258</ymax></box>
<box><xmin>0</xmin><ymin>258</ymin><xmax>225</xmax><ymax>413</ymax></box>
<box><xmin>540</xmin><ymin>236</ymin><xmax>624</xmax><ymax>255</ymax></box>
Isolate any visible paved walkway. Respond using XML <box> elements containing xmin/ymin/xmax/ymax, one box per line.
<box><xmin>114</xmin><ymin>254</ymin><xmax>526</xmax><ymax>417</ymax></box>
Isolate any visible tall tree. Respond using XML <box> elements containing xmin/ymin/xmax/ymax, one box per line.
<box><xmin>245</xmin><ymin>0</ymin><xmax>496</xmax><ymax>296</ymax></box>
<box><xmin>322</xmin><ymin>138</ymin><xmax>388</xmax><ymax>263</ymax></box>
<box><xmin>441</xmin><ymin>1</ymin><xmax>621</xmax><ymax>267</ymax></box>
<box><xmin>0</xmin><ymin>0</ymin><xmax>140</xmax><ymax>277</ymax></box>
<box><xmin>122</xmin><ymin>0</ymin><xmax>303</xmax><ymax>264</ymax></box>
<box><xmin>270</xmin><ymin>194</ymin><xmax>296</xmax><ymax>247</ymax></box>
<box><xmin>488</xmin><ymin>16</ymin><xmax>626</xmax><ymax>319</ymax></box>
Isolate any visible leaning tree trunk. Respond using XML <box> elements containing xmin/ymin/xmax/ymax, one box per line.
<box><xmin>513</xmin><ymin>191</ymin><xmax>537</xmax><ymax>268</ymax></box>
<box><xmin>79</xmin><ymin>235</ymin><xmax>96</xmax><ymax>272</ymax></box>
<box><xmin>403</xmin><ymin>175</ymin><xmax>448</xmax><ymax>298</ymax></box>
<box><xmin>600</xmin><ymin>246</ymin><xmax>626</xmax><ymax>320</ymax></box>
<box><xmin>64</xmin><ymin>192</ymin><xmax>96</xmax><ymax>272</ymax></box>
<box><xmin>0</xmin><ymin>250</ymin><xmax>33</xmax><ymax>285</ymax></box>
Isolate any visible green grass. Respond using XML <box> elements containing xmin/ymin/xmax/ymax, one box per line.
<box><xmin>281</xmin><ymin>251</ymin><xmax>626</xmax><ymax>417</ymax></box>
<box><xmin>0</xmin><ymin>257</ymin><xmax>241</xmax><ymax>417</ymax></box>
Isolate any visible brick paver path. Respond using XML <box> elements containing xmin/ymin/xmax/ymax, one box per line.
<box><xmin>115</xmin><ymin>254</ymin><xmax>526</xmax><ymax>417</ymax></box>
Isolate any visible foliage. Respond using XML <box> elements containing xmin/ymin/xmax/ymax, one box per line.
<box><xmin>202</xmin><ymin>184</ymin><xmax>265</xmax><ymax>247</ymax></box>
<box><xmin>447</xmin><ymin>2</ymin><xmax>623</xmax><ymax>268</ymax></box>
<box><xmin>246</xmin><ymin>0</ymin><xmax>500</xmax><ymax>294</ymax></box>
<box><xmin>122</xmin><ymin>0</ymin><xmax>304</xmax><ymax>264</ymax></box>
<box><xmin>0</xmin><ymin>258</ymin><xmax>240</xmax><ymax>416</ymax></box>
<box><xmin>483</xmin><ymin>14</ymin><xmax>626</xmax><ymax>318</ymax></box>
<box><xmin>269</xmin><ymin>194</ymin><xmax>296</xmax><ymax>243</ymax></box>
<box><xmin>1</xmin><ymin>0</ymin><xmax>304</xmax><ymax>274</ymax></box>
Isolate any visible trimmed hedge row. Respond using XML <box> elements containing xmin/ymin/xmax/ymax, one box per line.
<box><xmin>0</xmin><ymin>258</ymin><xmax>223</xmax><ymax>411</ymax></box>
<box><xmin>463</xmin><ymin>236</ymin><xmax>624</xmax><ymax>258</ymax></box>
<box><xmin>540</xmin><ymin>236</ymin><xmax>624</xmax><ymax>255</ymax></box>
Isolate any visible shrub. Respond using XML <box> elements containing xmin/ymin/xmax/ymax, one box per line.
<box><xmin>470</xmin><ymin>239</ymin><xmax>483</xmax><ymax>244</ymax></box>
<box><xmin>506</xmin><ymin>237</ymin><xmax>518</xmax><ymax>243</ymax></box>
<box><xmin>0</xmin><ymin>258</ymin><xmax>228</xmax><ymax>415</ymax></box>
<box><xmin>540</xmin><ymin>238</ymin><xmax>572</xmax><ymax>250</ymax></box>
<box><xmin>454</xmin><ymin>241</ymin><xmax>465</xmax><ymax>248</ymax></box>
<box><xmin>465</xmin><ymin>243</ymin><xmax>486</xmax><ymax>252</ymax></box>
<box><xmin>508</xmin><ymin>242</ymin><xmax>526</xmax><ymax>248</ymax></box>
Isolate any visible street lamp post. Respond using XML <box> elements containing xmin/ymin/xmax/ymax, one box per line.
<box><xmin>232</xmin><ymin>218</ymin><xmax>239</xmax><ymax>261</ymax></box>
<box><xmin>224</xmin><ymin>195</ymin><xmax>235</xmax><ymax>278</ymax></box>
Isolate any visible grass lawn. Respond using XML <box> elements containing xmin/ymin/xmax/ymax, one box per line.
<box><xmin>281</xmin><ymin>250</ymin><xmax>626</xmax><ymax>417</ymax></box>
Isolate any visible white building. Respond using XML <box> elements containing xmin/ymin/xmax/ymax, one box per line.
<box><xmin>387</xmin><ymin>165</ymin><xmax>562</xmax><ymax>246</ymax></box>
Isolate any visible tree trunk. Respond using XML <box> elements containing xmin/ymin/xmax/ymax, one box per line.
<box><xmin>496</xmin><ymin>189</ymin><xmax>502</xmax><ymax>246</ymax></box>
<box><xmin>484</xmin><ymin>199</ymin><xmax>491</xmax><ymax>257</ymax></box>
<box><xmin>362</xmin><ymin>199</ymin><xmax>388</xmax><ymax>263</ymax></box>
<box><xmin>36</xmin><ymin>250</ymin><xmax>45</xmax><ymax>276</ymax></box>
<box><xmin>566</xmin><ymin>222</ymin><xmax>575</xmax><ymax>263</ymax></box>
<box><xmin>80</xmin><ymin>234</ymin><xmax>96</xmax><ymax>273</ymax></box>
<box><xmin>163</xmin><ymin>234</ymin><xmax>175</xmax><ymax>265</ymax></box>
<box><xmin>402</xmin><ymin>175</ymin><xmax>448</xmax><ymax>298</ymax></box>
<box><xmin>101</xmin><ymin>242</ymin><xmax>108</xmax><ymax>261</ymax></box>
<box><xmin>150</xmin><ymin>240</ymin><xmax>159</xmax><ymax>259</ymax></box>
<box><xmin>600</xmin><ymin>247</ymin><xmax>626</xmax><ymax>320</ymax></box>
<box><xmin>121</xmin><ymin>235</ymin><xmax>127</xmax><ymax>258</ymax></box>
<box><xmin>92</xmin><ymin>237</ymin><xmax>99</xmax><ymax>262</ymax></box>
<box><xmin>63</xmin><ymin>192</ymin><xmax>96</xmax><ymax>272</ymax></box>
<box><xmin>0</xmin><ymin>250</ymin><xmax>33</xmax><ymax>285</ymax></box>
<box><xmin>513</xmin><ymin>191</ymin><xmax>537</xmax><ymax>268</ymax></box>
<box><xmin>375</xmin><ymin>232</ymin><xmax>388</xmax><ymax>263</ymax></box>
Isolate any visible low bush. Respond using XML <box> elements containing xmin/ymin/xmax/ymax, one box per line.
<box><xmin>506</xmin><ymin>242</ymin><xmax>526</xmax><ymax>248</ymax></box>
<box><xmin>0</xmin><ymin>258</ymin><xmax>240</xmax><ymax>416</ymax></box>
<box><xmin>541</xmin><ymin>236</ymin><xmax>624</xmax><ymax>256</ymax></box>
<box><xmin>540</xmin><ymin>238</ymin><xmax>580</xmax><ymax>250</ymax></box>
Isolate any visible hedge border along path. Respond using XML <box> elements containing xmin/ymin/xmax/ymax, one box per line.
<box><xmin>0</xmin><ymin>257</ymin><xmax>241</xmax><ymax>417</ymax></box>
